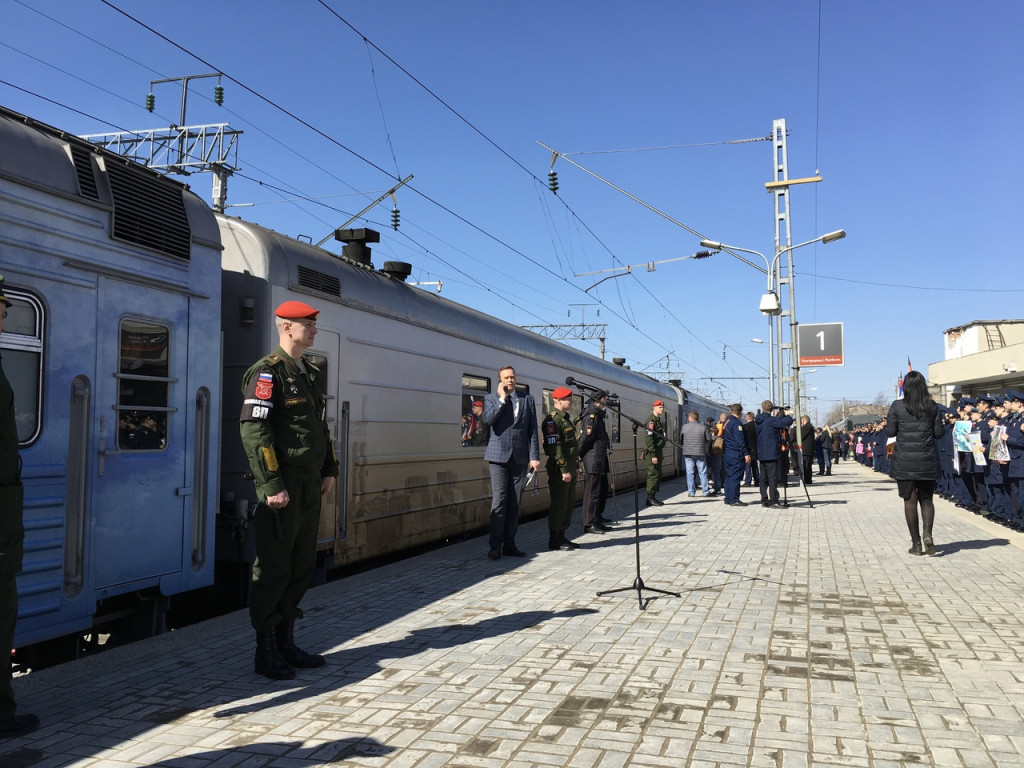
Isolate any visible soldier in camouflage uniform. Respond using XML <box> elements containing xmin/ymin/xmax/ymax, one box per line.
<box><xmin>644</xmin><ymin>399</ymin><xmax>667</xmax><ymax>507</ymax></box>
<box><xmin>0</xmin><ymin>277</ymin><xmax>39</xmax><ymax>738</ymax></box>
<box><xmin>240</xmin><ymin>300</ymin><xmax>339</xmax><ymax>680</ymax></box>
<box><xmin>541</xmin><ymin>386</ymin><xmax>580</xmax><ymax>551</ymax></box>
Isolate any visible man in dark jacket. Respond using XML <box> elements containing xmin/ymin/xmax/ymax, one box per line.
<box><xmin>799</xmin><ymin>415</ymin><xmax>815</xmax><ymax>485</ymax></box>
<box><xmin>742</xmin><ymin>412</ymin><xmax>759</xmax><ymax>487</ymax></box>
<box><xmin>754</xmin><ymin>401</ymin><xmax>793</xmax><ymax>507</ymax></box>
<box><xmin>722</xmin><ymin>404</ymin><xmax>750</xmax><ymax>505</ymax></box>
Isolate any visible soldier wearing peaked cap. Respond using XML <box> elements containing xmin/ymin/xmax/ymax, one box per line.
<box><xmin>0</xmin><ymin>277</ymin><xmax>40</xmax><ymax>738</ymax></box>
<box><xmin>240</xmin><ymin>300</ymin><xmax>339</xmax><ymax>680</ymax></box>
<box><xmin>1004</xmin><ymin>390</ymin><xmax>1024</xmax><ymax>529</ymax></box>
<box><xmin>578</xmin><ymin>389</ymin><xmax>612</xmax><ymax>534</ymax></box>
<box><xmin>541</xmin><ymin>386</ymin><xmax>580</xmax><ymax>551</ymax></box>
<box><xmin>644</xmin><ymin>400</ymin><xmax>667</xmax><ymax>507</ymax></box>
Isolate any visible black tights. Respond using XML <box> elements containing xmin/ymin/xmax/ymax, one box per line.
<box><xmin>904</xmin><ymin>488</ymin><xmax>935</xmax><ymax>542</ymax></box>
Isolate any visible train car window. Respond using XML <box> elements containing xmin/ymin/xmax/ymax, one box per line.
<box><xmin>606</xmin><ymin>396</ymin><xmax>621</xmax><ymax>444</ymax></box>
<box><xmin>0</xmin><ymin>290</ymin><xmax>44</xmax><ymax>445</ymax></box>
<box><xmin>116</xmin><ymin>319</ymin><xmax>170</xmax><ymax>451</ymax></box>
<box><xmin>541</xmin><ymin>389</ymin><xmax>582</xmax><ymax>423</ymax></box>
<box><xmin>460</xmin><ymin>373</ymin><xmax>490</xmax><ymax>448</ymax></box>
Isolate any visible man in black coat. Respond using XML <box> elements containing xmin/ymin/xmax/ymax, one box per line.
<box><xmin>799</xmin><ymin>415</ymin><xmax>815</xmax><ymax>485</ymax></box>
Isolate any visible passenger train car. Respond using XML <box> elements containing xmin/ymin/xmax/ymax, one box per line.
<box><xmin>0</xmin><ymin>106</ymin><xmax>726</xmax><ymax>663</ymax></box>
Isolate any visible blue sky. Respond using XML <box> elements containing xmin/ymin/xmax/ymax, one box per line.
<box><xmin>3</xmin><ymin>1</ymin><xmax>1022</xmax><ymax>421</ymax></box>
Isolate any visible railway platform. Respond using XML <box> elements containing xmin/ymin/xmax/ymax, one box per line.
<box><xmin>6</xmin><ymin>461</ymin><xmax>1024</xmax><ymax>768</ymax></box>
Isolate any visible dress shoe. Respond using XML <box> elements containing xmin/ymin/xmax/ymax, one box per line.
<box><xmin>596</xmin><ymin>516</ymin><xmax>615</xmax><ymax>526</ymax></box>
<box><xmin>724</xmin><ymin>500</ymin><xmax>748</xmax><ymax>506</ymax></box>
<box><xmin>646</xmin><ymin>496</ymin><xmax>664</xmax><ymax>506</ymax></box>
<box><xmin>908</xmin><ymin>541</ymin><xmax>924</xmax><ymax>556</ymax></box>
<box><xmin>487</xmin><ymin>549</ymin><xmax>501</xmax><ymax>560</ymax></box>
<box><xmin>0</xmin><ymin>713</ymin><xmax>40</xmax><ymax>739</ymax></box>
<box><xmin>761</xmin><ymin>500</ymin><xmax>773</xmax><ymax>507</ymax></box>
<box><xmin>583</xmin><ymin>524</ymin><xmax>606</xmax><ymax>535</ymax></box>
<box><xmin>502</xmin><ymin>547</ymin><xmax>527</xmax><ymax>557</ymax></box>
<box><xmin>548</xmin><ymin>534</ymin><xmax>561</xmax><ymax>551</ymax></box>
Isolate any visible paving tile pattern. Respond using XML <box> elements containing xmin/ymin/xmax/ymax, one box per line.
<box><xmin>6</xmin><ymin>463</ymin><xmax>1024</xmax><ymax>767</ymax></box>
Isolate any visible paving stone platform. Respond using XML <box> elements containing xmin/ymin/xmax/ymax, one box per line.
<box><xmin>6</xmin><ymin>462</ymin><xmax>1024</xmax><ymax>768</ymax></box>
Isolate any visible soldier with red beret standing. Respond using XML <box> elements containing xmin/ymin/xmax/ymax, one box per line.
<box><xmin>240</xmin><ymin>300</ymin><xmax>339</xmax><ymax>680</ymax></box>
<box><xmin>541</xmin><ymin>386</ymin><xmax>580</xmax><ymax>551</ymax></box>
<box><xmin>0</xmin><ymin>277</ymin><xmax>39</xmax><ymax>738</ymax></box>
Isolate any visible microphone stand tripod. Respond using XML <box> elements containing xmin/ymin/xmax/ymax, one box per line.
<box><xmin>577</xmin><ymin>391</ymin><xmax>680</xmax><ymax>610</ymax></box>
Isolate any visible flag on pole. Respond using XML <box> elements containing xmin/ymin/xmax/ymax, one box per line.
<box><xmin>907</xmin><ymin>356</ymin><xmax>913</xmax><ymax>372</ymax></box>
<box><xmin>897</xmin><ymin>372</ymin><xmax>904</xmax><ymax>398</ymax></box>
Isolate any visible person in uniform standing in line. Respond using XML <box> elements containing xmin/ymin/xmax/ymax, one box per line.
<box><xmin>0</xmin><ymin>278</ymin><xmax>39</xmax><ymax>737</ymax></box>
<box><xmin>644</xmin><ymin>399</ymin><xmax>667</xmax><ymax>507</ymax></box>
<box><xmin>482</xmin><ymin>366</ymin><xmax>541</xmax><ymax>560</ymax></box>
<box><xmin>579</xmin><ymin>390</ymin><xmax>613</xmax><ymax>534</ymax></box>
<box><xmin>722</xmin><ymin>403</ymin><xmax>751</xmax><ymax>506</ymax></box>
<box><xmin>240</xmin><ymin>300</ymin><xmax>339</xmax><ymax>680</ymax></box>
<box><xmin>541</xmin><ymin>386</ymin><xmax>581</xmax><ymax>551</ymax></box>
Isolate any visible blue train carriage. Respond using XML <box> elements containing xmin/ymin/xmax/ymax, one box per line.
<box><xmin>0</xmin><ymin>107</ymin><xmax>222</xmax><ymax>659</ymax></box>
<box><xmin>216</xmin><ymin>217</ymin><xmax>682</xmax><ymax>569</ymax></box>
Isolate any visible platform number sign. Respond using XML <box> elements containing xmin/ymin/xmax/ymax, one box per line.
<box><xmin>797</xmin><ymin>322</ymin><xmax>844</xmax><ymax>367</ymax></box>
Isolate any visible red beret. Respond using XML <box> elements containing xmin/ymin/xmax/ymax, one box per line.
<box><xmin>552</xmin><ymin>387</ymin><xmax>573</xmax><ymax>400</ymax></box>
<box><xmin>472</xmin><ymin>400</ymin><xmax>483</xmax><ymax>407</ymax></box>
<box><xmin>653</xmin><ymin>399</ymin><xmax>664</xmax><ymax>407</ymax></box>
<box><xmin>275</xmin><ymin>300</ymin><xmax>320</xmax><ymax>320</ymax></box>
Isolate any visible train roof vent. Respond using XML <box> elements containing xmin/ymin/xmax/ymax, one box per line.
<box><xmin>69</xmin><ymin>145</ymin><xmax>100</xmax><ymax>201</ymax></box>
<box><xmin>297</xmin><ymin>265</ymin><xmax>341</xmax><ymax>297</ymax></box>
<box><xmin>381</xmin><ymin>261</ymin><xmax>412</xmax><ymax>282</ymax></box>
<box><xmin>105</xmin><ymin>160</ymin><xmax>191</xmax><ymax>260</ymax></box>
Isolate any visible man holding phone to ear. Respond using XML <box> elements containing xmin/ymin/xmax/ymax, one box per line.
<box><xmin>482</xmin><ymin>365</ymin><xmax>540</xmax><ymax>560</ymax></box>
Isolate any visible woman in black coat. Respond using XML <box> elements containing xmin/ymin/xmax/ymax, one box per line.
<box><xmin>884</xmin><ymin>371</ymin><xmax>944</xmax><ymax>555</ymax></box>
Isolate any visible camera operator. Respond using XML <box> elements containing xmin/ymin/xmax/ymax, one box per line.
<box><xmin>754</xmin><ymin>401</ymin><xmax>794</xmax><ymax>507</ymax></box>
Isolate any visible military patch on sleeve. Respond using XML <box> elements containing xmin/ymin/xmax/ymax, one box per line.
<box><xmin>241</xmin><ymin>368</ymin><xmax>274</xmax><ymax>421</ymax></box>
<box><xmin>254</xmin><ymin>372</ymin><xmax>274</xmax><ymax>400</ymax></box>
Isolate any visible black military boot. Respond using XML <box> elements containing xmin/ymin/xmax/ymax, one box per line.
<box><xmin>255</xmin><ymin>629</ymin><xmax>295</xmax><ymax>680</ymax></box>
<box><xmin>275</xmin><ymin>620</ymin><xmax>326</xmax><ymax>668</ymax></box>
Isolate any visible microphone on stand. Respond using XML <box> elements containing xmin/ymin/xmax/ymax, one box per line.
<box><xmin>565</xmin><ymin>376</ymin><xmax>616</xmax><ymax>398</ymax></box>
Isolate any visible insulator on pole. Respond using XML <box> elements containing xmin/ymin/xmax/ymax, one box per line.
<box><xmin>547</xmin><ymin>169</ymin><xmax>559</xmax><ymax>194</ymax></box>
<box><xmin>145</xmin><ymin>93</ymin><xmax>155</xmax><ymax>112</ymax></box>
<box><xmin>214</xmin><ymin>84</ymin><xmax>224</xmax><ymax>106</ymax></box>
<box><xmin>391</xmin><ymin>208</ymin><xmax>400</xmax><ymax>230</ymax></box>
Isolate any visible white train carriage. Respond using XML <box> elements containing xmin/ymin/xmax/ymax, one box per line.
<box><xmin>216</xmin><ymin>216</ymin><xmax>687</xmax><ymax>567</ymax></box>
<box><xmin>0</xmin><ymin>107</ymin><xmax>222</xmax><ymax>655</ymax></box>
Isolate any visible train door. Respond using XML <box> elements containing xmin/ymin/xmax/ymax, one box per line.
<box><xmin>310</xmin><ymin>328</ymin><xmax>343</xmax><ymax>550</ymax></box>
<box><xmin>90</xmin><ymin>277</ymin><xmax>190</xmax><ymax>589</ymax></box>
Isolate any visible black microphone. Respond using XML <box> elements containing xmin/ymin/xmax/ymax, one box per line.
<box><xmin>565</xmin><ymin>377</ymin><xmax>616</xmax><ymax>398</ymax></box>
<box><xmin>566</xmin><ymin>376</ymin><xmax>599</xmax><ymax>391</ymax></box>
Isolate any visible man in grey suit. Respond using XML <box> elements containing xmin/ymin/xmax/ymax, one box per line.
<box><xmin>483</xmin><ymin>365</ymin><xmax>541</xmax><ymax>559</ymax></box>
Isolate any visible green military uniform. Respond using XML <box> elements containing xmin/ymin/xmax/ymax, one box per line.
<box><xmin>644</xmin><ymin>409</ymin><xmax>667</xmax><ymax>504</ymax></box>
<box><xmin>0</xmin><ymin>351</ymin><xmax>24</xmax><ymax>723</ymax></box>
<box><xmin>541</xmin><ymin>408</ymin><xmax>579</xmax><ymax>549</ymax></box>
<box><xmin>0</xmin><ymin>277</ymin><xmax>37</xmax><ymax>736</ymax></box>
<box><xmin>240</xmin><ymin>346</ymin><xmax>339</xmax><ymax>634</ymax></box>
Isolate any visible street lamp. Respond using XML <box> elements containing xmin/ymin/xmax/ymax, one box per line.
<box><xmin>698</xmin><ymin>230</ymin><xmax>845</xmax><ymax>405</ymax></box>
